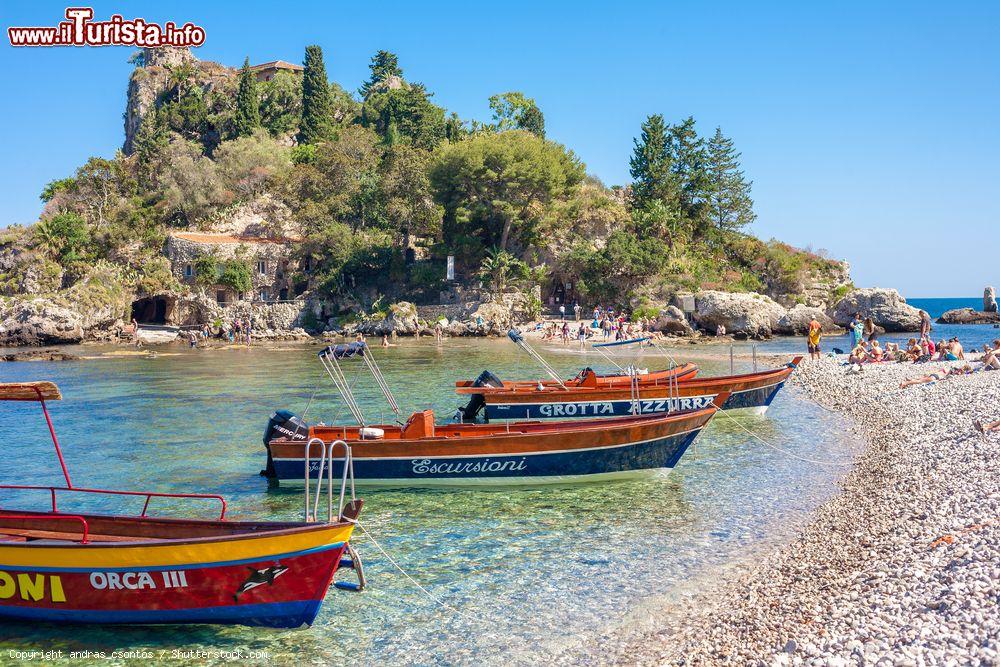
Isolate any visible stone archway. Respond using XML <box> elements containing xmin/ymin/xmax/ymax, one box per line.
<box><xmin>131</xmin><ymin>296</ymin><xmax>174</xmax><ymax>325</ymax></box>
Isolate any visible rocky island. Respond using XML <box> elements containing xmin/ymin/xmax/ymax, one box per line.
<box><xmin>1</xmin><ymin>46</ymin><xmax>923</xmax><ymax>348</ymax></box>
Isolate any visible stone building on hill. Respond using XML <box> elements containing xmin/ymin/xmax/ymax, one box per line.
<box><xmin>250</xmin><ymin>60</ymin><xmax>304</xmax><ymax>82</ymax></box>
<box><xmin>164</xmin><ymin>232</ymin><xmax>302</xmax><ymax>306</ymax></box>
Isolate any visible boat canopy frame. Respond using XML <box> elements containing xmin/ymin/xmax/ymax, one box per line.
<box><xmin>317</xmin><ymin>342</ymin><xmax>400</xmax><ymax>426</ymax></box>
<box><xmin>0</xmin><ymin>381</ymin><xmax>229</xmax><ymax>527</ymax></box>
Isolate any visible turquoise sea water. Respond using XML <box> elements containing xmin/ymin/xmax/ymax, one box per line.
<box><xmin>0</xmin><ymin>340</ymin><xmax>857</xmax><ymax>665</ymax></box>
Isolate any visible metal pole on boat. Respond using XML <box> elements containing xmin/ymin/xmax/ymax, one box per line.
<box><xmin>34</xmin><ymin>388</ymin><xmax>72</xmax><ymax>488</ymax></box>
<box><xmin>730</xmin><ymin>344</ymin><xmax>735</xmax><ymax>374</ymax></box>
<box><xmin>752</xmin><ymin>344</ymin><xmax>758</xmax><ymax>372</ymax></box>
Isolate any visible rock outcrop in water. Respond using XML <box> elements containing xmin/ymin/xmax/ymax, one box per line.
<box><xmin>774</xmin><ymin>304</ymin><xmax>838</xmax><ymax>335</ymax></box>
<box><xmin>938</xmin><ymin>308</ymin><xmax>1000</xmax><ymax>325</ymax></box>
<box><xmin>690</xmin><ymin>290</ymin><xmax>786</xmax><ymax>339</ymax></box>
<box><xmin>0</xmin><ymin>297</ymin><xmax>84</xmax><ymax>346</ymax></box>
<box><xmin>830</xmin><ymin>288</ymin><xmax>923</xmax><ymax>332</ymax></box>
<box><xmin>984</xmin><ymin>286</ymin><xmax>997</xmax><ymax>313</ymax></box>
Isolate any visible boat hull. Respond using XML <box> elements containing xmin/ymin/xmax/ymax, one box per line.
<box><xmin>476</xmin><ymin>360</ymin><xmax>801</xmax><ymax>421</ymax></box>
<box><xmin>0</xmin><ymin>521</ymin><xmax>353</xmax><ymax>628</ymax></box>
<box><xmin>268</xmin><ymin>411</ymin><xmax>715</xmax><ymax>487</ymax></box>
<box><xmin>484</xmin><ymin>378</ymin><xmax>785</xmax><ymax>420</ymax></box>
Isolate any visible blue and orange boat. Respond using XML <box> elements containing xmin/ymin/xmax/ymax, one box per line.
<box><xmin>455</xmin><ymin>331</ymin><xmax>802</xmax><ymax>421</ymax></box>
<box><xmin>263</xmin><ymin>343</ymin><xmax>727</xmax><ymax>487</ymax></box>
<box><xmin>0</xmin><ymin>381</ymin><xmax>364</xmax><ymax>628</ymax></box>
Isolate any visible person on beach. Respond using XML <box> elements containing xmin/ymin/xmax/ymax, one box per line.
<box><xmin>602</xmin><ymin>318</ymin><xmax>611</xmax><ymax>341</ymax></box>
<box><xmin>973</xmin><ymin>418</ymin><xmax>1000</xmax><ymax>433</ymax></box>
<box><xmin>577</xmin><ymin>323</ymin><xmax>587</xmax><ymax>349</ymax></box>
<box><xmin>850</xmin><ymin>313</ymin><xmax>864</xmax><ymax>349</ymax></box>
<box><xmin>848</xmin><ymin>342</ymin><xmax>869</xmax><ymax>365</ymax></box>
<box><xmin>381</xmin><ymin>335</ymin><xmax>389</xmax><ymax>348</ymax></box>
<box><xmin>807</xmin><ymin>318</ymin><xmax>822</xmax><ymax>360</ymax></box>
<box><xmin>863</xmin><ymin>317</ymin><xmax>876</xmax><ymax>342</ymax></box>
<box><xmin>716</xmin><ymin>324</ymin><xmax>727</xmax><ymax>337</ymax></box>
<box><xmin>561</xmin><ymin>321</ymin><xmax>570</xmax><ymax>344</ymax></box>
<box><xmin>245</xmin><ymin>318</ymin><xmax>253</xmax><ymax>347</ymax></box>
<box><xmin>920</xmin><ymin>309</ymin><xmax>932</xmax><ymax>339</ymax></box>
<box><xmin>899</xmin><ymin>365</ymin><xmax>973</xmax><ymax>388</ymax></box>
<box><xmin>131</xmin><ymin>318</ymin><xmax>141</xmax><ymax>347</ymax></box>
<box><xmin>949</xmin><ymin>337</ymin><xmax>965</xmax><ymax>359</ymax></box>
<box><xmin>869</xmin><ymin>339</ymin><xmax>884</xmax><ymax>362</ymax></box>
<box><xmin>434</xmin><ymin>321</ymin><xmax>443</xmax><ymax>342</ymax></box>
<box><xmin>573</xmin><ymin>302</ymin><xmax>581</xmax><ymax>321</ymax></box>
<box><xmin>559</xmin><ymin>304</ymin><xmax>566</xmax><ymax>321</ymax></box>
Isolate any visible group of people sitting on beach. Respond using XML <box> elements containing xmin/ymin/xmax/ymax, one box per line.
<box><xmin>847</xmin><ymin>335</ymin><xmax>965</xmax><ymax>365</ymax></box>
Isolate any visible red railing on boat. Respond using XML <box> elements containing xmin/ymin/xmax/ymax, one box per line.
<box><xmin>1</xmin><ymin>513</ymin><xmax>90</xmax><ymax>544</ymax></box>
<box><xmin>0</xmin><ymin>485</ymin><xmax>227</xmax><ymax>520</ymax></box>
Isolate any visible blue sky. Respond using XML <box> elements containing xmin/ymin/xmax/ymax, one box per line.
<box><xmin>1</xmin><ymin>1</ymin><xmax>997</xmax><ymax>297</ymax></box>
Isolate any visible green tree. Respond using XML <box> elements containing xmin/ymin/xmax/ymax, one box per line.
<box><xmin>362</xmin><ymin>84</ymin><xmax>446</xmax><ymax>149</ymax></box>
<box><xmin>488</xmin><ymin>92</ymin><xmax>545</xmax><ymax>137</ymax></box>
<box><xmin>477</xmin><ymin>248</ymin><xmax>529</xmax><ymax>292</ymax></box>
<box><xmin>705</xmin><ymin>126</ymin><xmax>756</xmax><ymax>233</ymax></box>
<box><xmin>214</xmin><ymin>130</ymin><xmax>292</xmax><ymax>201</ymax></box>
<box><xmin>232</xmin><ymin>57</ymin><xmax>261</xmax><ymax>138</ymax></box>
<box><xmin>629</xmin><ymin>114</ymin><xmax>678</xmax><ymax>212</ymax></box>
<box><xmin>360</xmin><ymin>50</ymin><xmax>403</xmax><ymax>98</ymax></box>
<box><xmin>259</xmin><ymin>71</ymin><xmax>302</xmax><ymax>136</ymax></box>
<box><xmin>429</xmin><ymin>130</ymin><xmax>585</xmax><ymax>256</ymax></box>
<box><xmin>219</xmin><ymin>259</ymin><xmax>253</xmax><ymax>293</ymax></box>
<box><xmin>299</xmin><ymin>45</ymin><xmax>335</xmax><ymax>144</ymax></box>
<box><xmin>32</xmin><ymin>212</ymin><xmax>92</xmax><ymax>264</ymax></box>
<box><xmin>40</xmin><ymin>177</ymin><xmax>76</xmax><ymax>203</ymax></box>
<box><xmin>381</xmin><ymin>143</ymin><xmax>443</xmax><ymax>238</ymax></box>
<box><xmin>668</xmin><ymin>116</ymin><xmax>709</xmax><ymax>231</ymax></box>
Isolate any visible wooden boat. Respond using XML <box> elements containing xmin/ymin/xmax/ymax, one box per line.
<box><xmin>454</xmin><ymin>362</ymin><xmax>699</xmax><ymax>392</ymax></box>
<box><xmin>0</xmin><ymin>381</ymin><xmax>364</xmax><ymax>628</ymax></box>
<box><xmin>262</xmin><ymin>344</ymin><xmax>728</xmax><ymax>487</ymax></box>
<box><xmin>456</xmin><ymin>357</ymin><xmax>803</xmax><ymax>421</ymax></box>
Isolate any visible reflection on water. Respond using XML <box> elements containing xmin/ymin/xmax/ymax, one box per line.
<box><xmin>0</xmin><ymin>338</ymin><xmax>857</xmax><ymax>665</ymax></box>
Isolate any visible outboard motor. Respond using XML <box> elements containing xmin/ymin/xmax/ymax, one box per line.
<box><xmin>460</xmin><ymin>370</ymin><xmax>503</xmax><ymax>422</ymax></box>
<box><xmin>261</xmin><ymin>410</ymin><xmax>310</xmax><ymax>478</ymax></box>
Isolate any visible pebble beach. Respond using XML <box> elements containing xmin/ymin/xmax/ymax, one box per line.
<box><xmin>586</xmin><ymin>356</ymin><xmax>998</xmax><ymax>665</ymax></box>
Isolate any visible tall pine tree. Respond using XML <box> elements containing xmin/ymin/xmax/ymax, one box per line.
<box><xmin>232</xmin><ymin>57</ymin><xmax>261</xmax><ymax>138</ymax></box>
<box><xmin>705</xmin><ymin>126</ymin><xmax>755</xmax><ymax>233</ymax></box>
<box><xmin>629</xmin><ymin>114</ymin><xmax>679</xmax><ymax>211</ymax></box>
<box><xmin>299</xmin><ymin>45</ymin><xmax>335</xmax><ymax>145</ymax></box>
<box><xmin>360</xmin><ymin>50</ymin><xmax>403</xmax><ymax>97</ymax></box>
<box><xmin>668</xmin><ymin>116</ymin><xmax>709</xmax><ymax>231</ymax></box>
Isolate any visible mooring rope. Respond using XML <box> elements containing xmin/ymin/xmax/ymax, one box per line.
<box><xmin>725</xmin><ymin>415</ymin><xmax>852</xmax><ymax>467</ymax></box>
<box><xmin>353</xmin><ymin>520</ymin><xmax>482</xmax><ymax>623</ymax></box>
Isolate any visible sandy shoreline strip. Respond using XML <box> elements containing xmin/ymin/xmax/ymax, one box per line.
<box><xmin>569</xmin><ymin>356</ymin><xmax>997</xmax><ymax>665</ymax></box>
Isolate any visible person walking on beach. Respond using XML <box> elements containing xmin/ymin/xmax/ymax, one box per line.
<box><xmin>131</xmin><ymin>318</ymin><xmax>140</xmax><ymax>347</ymax></box>
<box><xmin>559</xmin><ymin>304</ymin><xmax>566</xmax><ymax>321</ymax></box>
<box><xmin>577</xmin><ymin>323</ymin><xmax>587</xmax><ymax>350</ymax></box>
<box><xmin>434</xmin><ymin>321</ymin><xmax>443</xmax><ymax>342</ymax></box>
<box><xmin>573</xmin><ymin>301</ymin><xmax>581</xmax><ymax>321</ymax></box>
<box><xmin>807</xmin><ymin>317</ymin><xmax>822</xmax><ymax>360</ymax></box>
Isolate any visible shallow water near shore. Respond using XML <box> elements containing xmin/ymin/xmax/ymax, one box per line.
<box><xmin>0</xmin><ymin>339</ymin><xmax>859</xmax><ymax>665</ymax></box>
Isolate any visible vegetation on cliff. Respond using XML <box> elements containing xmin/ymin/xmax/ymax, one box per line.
<box><xmin>0</xmin><ymin>44</ymin><xmax>849</xmax><ymax>321</ymax></box>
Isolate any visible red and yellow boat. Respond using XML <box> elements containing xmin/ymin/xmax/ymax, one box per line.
<box><xmin>0</xmin><ymin>381</ymin><xmax>363</xmax><ymax>628</ymax></box>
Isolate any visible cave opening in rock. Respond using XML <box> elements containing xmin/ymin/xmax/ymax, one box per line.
<box><xmin>131</xmin><ymin>297</ymin><xmax>170</xmax><ymax>325</ymax></box>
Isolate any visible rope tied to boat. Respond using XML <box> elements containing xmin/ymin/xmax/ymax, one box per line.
<box><xmin>351</xmin><ymin>519</ymin><xmax>484</xmax><ymax>624</ymax></box>
<box><xmin>724</xmin><ymin>415</ymin><xmax>853</xmax><ymax>467</ymax></box>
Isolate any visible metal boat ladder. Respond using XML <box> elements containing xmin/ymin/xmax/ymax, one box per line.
<box><xmin>303</xmin><ymin>437</ymin><xmax>366</xmax><ymax>592</ymax></box>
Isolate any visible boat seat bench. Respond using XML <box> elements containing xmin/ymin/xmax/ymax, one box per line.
<box><xmin>0</xmin><ymin>527</ymin><xmax>158</xmax><ymax>543</ymax></box>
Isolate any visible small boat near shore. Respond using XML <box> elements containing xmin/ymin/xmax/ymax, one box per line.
<box><xmin>0</xmin><ymin>381</ymin><xmax>364</xmax><ymax>628</ymax></box>
<box><xmin>457</xmin><ymin>360</ymin><xmax>801</xmax><ymax>421</ymax></box>
<box><xmin>263</xmin><ymin>343</ymin><xmax>727</xmax><ymax>487</ymax></box>
<box><xmin>454</xmin><ymin>331</ymin><xmax>801</xmax><ymax>421</ymax></box>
